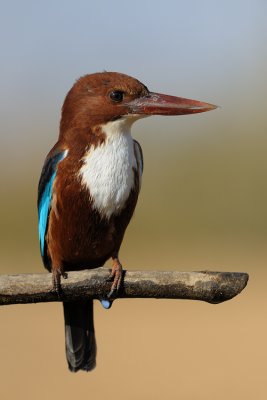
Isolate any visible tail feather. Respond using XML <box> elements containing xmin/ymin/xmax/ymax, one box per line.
<box><xmin>63</xmin><ymin>300</ymin><xmax>96</xmax><ymax>372</ymax></box>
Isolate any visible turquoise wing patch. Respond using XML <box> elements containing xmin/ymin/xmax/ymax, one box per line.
<box><xmin>38</xmin><ymin>150</ymin><xmax>67</xmax><ymax>257</ymax></box>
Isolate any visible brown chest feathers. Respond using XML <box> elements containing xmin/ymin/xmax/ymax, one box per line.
<box><xmin>45</xmin><ymin>133</ymin><xmax>143</xmax><ymax>271</ymax></box>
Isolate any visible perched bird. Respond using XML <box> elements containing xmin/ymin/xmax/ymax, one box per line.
<box><xmin>37</xmin><ymin>71</ymin><xmax>216</xmax><ymax>372</ymax></box>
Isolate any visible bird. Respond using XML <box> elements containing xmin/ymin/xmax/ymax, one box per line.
<box><xmin>37</xmin><ymin>71</ymin><xmax>216</xmax><ymax>372</ymax></box>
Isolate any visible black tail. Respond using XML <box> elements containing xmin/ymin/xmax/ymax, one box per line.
<box><xmin>63</xmin><ymin>300</ymin><xmax>96</xmax><ymax>372</ymax></box>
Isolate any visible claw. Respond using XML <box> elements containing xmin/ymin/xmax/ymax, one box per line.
<box><xmin>52</xmin><ymin>268</ymin><xmax>67</xmax><ymax>299</ymax></box>
<box><xmin>106</xmin><ymin>274</ymin><xmax>114</xmax><ymax>283</ymax></box>
<box><xmin>107</xmin><ymin>288</ymin><xmax>117</xmax><ymax>299</ymax></box>
<box><xmin>62</xmin><ymin>271</ymin><xmax>68</xmax><ymax>279</ymax></box>
<box><xmin>107</xmin><ymin>258</ymin><xmax>123</xmax><ymax>298</ymax></box>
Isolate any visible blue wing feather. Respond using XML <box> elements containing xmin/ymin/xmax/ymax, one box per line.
<box><xmin>38</xmin><ymin>149</ymin><xmax>67</xmax><ymax>262</ymax></box>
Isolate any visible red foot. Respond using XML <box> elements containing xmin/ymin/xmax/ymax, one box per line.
<box><xmin>52</xmin><ymin>268</ymin><xmax>68</xmax><ymax>298</ymax></box>
<box><xmin>107</xmin><ymin>258</ymin><xmax>123</xmax><ymax>298</ymax></box>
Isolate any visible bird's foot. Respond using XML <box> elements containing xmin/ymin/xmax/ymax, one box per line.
<box><xmin>51</xmin><ymin>268</ymin><xmax>68</xmax><ymax>299</ymax></box>
<box><xmin>107</xmin><ymin>258</ymin><xmax>123</xmax><ymax>299</ymax></box>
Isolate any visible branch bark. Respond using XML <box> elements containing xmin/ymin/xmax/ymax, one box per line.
<box><xmin>0</xmin><ymin>268</ymin><xmax>248</xmax><ymax>306</ymax></box>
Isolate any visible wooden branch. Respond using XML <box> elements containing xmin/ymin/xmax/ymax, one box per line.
<box><xmin>0</xmin><ymin>268</ymin><xmax>248</xmax><ymax>306</ymax></box>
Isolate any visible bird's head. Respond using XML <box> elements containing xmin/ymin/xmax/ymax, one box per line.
<box><xmin>60</xmin><ymin>71</ymin><xmax>216</xmax><ymax>138</ymax></box>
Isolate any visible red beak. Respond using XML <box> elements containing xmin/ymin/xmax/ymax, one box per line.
<box><xmin>127</xmin><ymin>92</ymin><xmax>217</xmax><ymax>116</ymax></box>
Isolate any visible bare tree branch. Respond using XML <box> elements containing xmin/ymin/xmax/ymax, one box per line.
<box><xmin>0</xmin><ymin>268</ymin><xmax>248</xmax><ymax>306</ymax></box>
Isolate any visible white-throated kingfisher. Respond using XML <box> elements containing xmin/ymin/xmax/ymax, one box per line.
<box><xmin>37</xmin><ymin>72</ymin><xmax>216</xmax><ymax>372</ymax></box>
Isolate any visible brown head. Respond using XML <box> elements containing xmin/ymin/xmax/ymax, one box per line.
<box><xmin>59</xmin><ymin>71</ymin><xmax>217</xmax><ymax>139</ymax></box>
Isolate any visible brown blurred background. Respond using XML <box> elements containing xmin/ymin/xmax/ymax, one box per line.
<box><xmin>0</xmin><ymin>1</ymin><xmax>266</xmax><ymax>399</ymax></box>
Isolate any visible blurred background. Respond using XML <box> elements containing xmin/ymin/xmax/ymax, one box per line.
<box><xmin>0</xmin><ymin>0</ymin><xmax>266</xmax><ymax>399</ymax></box>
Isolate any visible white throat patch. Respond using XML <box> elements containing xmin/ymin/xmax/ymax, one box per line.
<box><xmin>80</xmin><ymin>117</ymin><xmax>139</xmax><ymax>219</ymax></box>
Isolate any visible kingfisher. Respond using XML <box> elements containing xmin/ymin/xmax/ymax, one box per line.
<box><xmin>37</xmin><ymin>71</ymin><xmax>216</xmax><ymax>372</ymax></box>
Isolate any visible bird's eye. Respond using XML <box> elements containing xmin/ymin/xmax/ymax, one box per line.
<box><xmin>109</xmin><ymin>91</ymin><xmax>124</xmax><ymax>102</ymax></box>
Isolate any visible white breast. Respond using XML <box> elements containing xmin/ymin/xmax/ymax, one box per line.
<box><xmin>80</xmin><ymin>118</ymin><xmax>140</xmax><ymax>219</ymax></box>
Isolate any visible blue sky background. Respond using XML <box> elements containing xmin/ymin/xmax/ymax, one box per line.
<box><xmin>1</xmin><ymin>0</ymin><xmax>266</xmax><ymax>161</ymax></box>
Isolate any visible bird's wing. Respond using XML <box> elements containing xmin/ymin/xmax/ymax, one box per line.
<box><xmin>37</xmin><ymin>148</ymin><xmax>67</xmax><ymax>264</ymax></box>
<box><xmin>133</xmin><ymin>140</ymin><xmax>143</xmax><ymax>188</ymax></box>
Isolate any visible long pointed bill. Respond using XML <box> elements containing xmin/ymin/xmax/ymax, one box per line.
<box><xmin>127</xmin><ymin>92</ymin><xmax>217</xmax><ymax>116</ymax></box>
